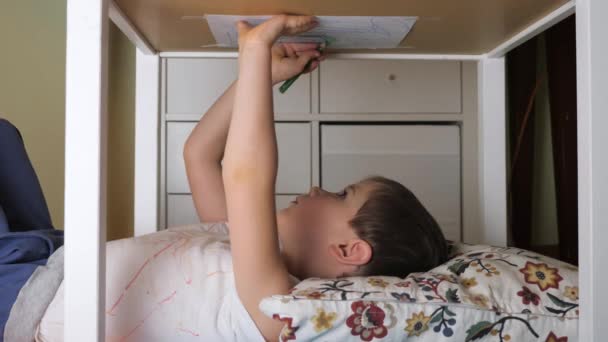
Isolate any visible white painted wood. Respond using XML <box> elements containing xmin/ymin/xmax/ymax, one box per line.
<box><xmin>166</xmin><ymin>194</ymin><xmax>199</xmax><ymax>227</ymax></box>
<box><xmin>166</xmin><ymin>122</ymin><xmax>311</xmax><ymax>194</ymax></box>
<box><xmin>165</xmin><ymin>122</ymin><xmax>193</xmax><ymax>193</ymax></box>
<box><xmin>319</xmin><ymin>60</ymin><xmax>461</xmax><ymax>113</ymax></box>
<box><xmin>133</xmin><ymin>50</ymin><xmax>160</xmax><ymax>236</ymax></box>
<box><xmin>159</xmin><ymin>58</ymin><xmax>169</xmax><ymax>229</ymax></box>
<box><xmin>64</xmin><ymin>0</ymin><xmax>108</xmax><ymax>341</ymax></box>
<box><xmin>274</xmin><ymin>123</ymin><xmax>312</xmax><ymax>193</ymax></box>
<box><xmin>165</xmin><ymin>58</ymin><xmax>310</xmax><ymax>114</ymax></box>
<box><xmin>311</xmin><ymin>121</ymin><xmax>321</xmax><ymax>187</ymax></box>
<box><xmin>487</xmin><ymin>1</ymin><xmax>575</xmax><ymax>58</ymax></box>
<box><xmin>108</xmin><ymin>1</ymin><xmax>155</xmax><ymax>55</ymax></box>
<box><xmin>576</xmin><ymin>0</ymin><xmax>608</xmax><ymax>339</ymax></box>
<box><xmin>165</xmin><ymin>113</ymin><xmax>467</xmax><ymax>122</ymax></box>
<box><xmin>159</xmin><ymin>51</ymin><xmax>483</xmax><ymax>60</ymax></box>
<box><xmin>166</xmin><ymin>194</ymin><xmax>297</xmax><ymax>226</ymax></box>
<box><xmin>476</xmin><ymin>58</ymin><xmax>507</xmax><ymax>246</ymax></box>
<box><xmin>460</xmin><ymin>62</ymin><xmax>481</xmax><ymax>244</ymax></box>
<box><xmin>320</xmin><ymin>125</ymin><xmax>461</xmax><ymax>241</ymax></box>
<box><xmin>311</xmin><ymin>67</ymin><xmax>321</xmax><ymax>187</ymax></box>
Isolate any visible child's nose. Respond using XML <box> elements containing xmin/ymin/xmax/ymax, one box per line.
<box><xmin>309</xmin><ymin>186</ymin><xmax>322</xmax><ymax>197</ymax></box>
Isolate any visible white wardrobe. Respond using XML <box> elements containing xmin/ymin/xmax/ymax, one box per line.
<box><xmin>161</xmin><ymin>57</ymin><xmax>479</xmax><ymax>242</ymax></box>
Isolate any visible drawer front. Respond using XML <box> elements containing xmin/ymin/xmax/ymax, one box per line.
<box><xmin>321</xmin><ymin>125</ymin><xmax>461</xmax><ymax>241</ymax></box>
<box><xmin>165</xmin><ymin>58</ymin><xmax>311</xmax><ymax>114</ymax></box>
<box><xmin>320</xmin><ymin>60</ymin><xmax>461</xmax><ymax>113</ymax></box>
<box><xmin>167</xmin><ymin>122</ymin><xmax>311</xmax><ymax>194</ymax></box>
<box><xmin>167</xmin><ymin>194</ymin><xmax>297</xmax><ymax>227</ymax></box>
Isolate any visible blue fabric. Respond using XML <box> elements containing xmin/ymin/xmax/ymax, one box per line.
<box><xmin>0</xmin><ymin>119</ymin><xmax>60</xmax><ymax>340</ymax></box>
<box><xmin>0</xmin><ymin>230</ymin><xmax>64</xmax><ymax>340</ymax></box>
<box><xmin>0</xmin><ymin>206</ymin><xmax>7</xmax><ymax>233</ymax></box>
<box><xmin>0</xmin><ymin>119</ymin><xmax>54</xmax><ymax>233</ymax></box>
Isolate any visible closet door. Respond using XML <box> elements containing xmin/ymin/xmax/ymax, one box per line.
<box><xmin>319</xmin><ymin>59</ymin><xmax>461</xmax><ymax>114</ymax></box>
<box><xmin>166</xmin><ymin>58</ymin><xmax>311</xmax><ymax>115</ymax></box>
<box><xmin>321</xmin><ymin>124</ymin><xmax>461</xmax><ymax>241</ymax></box>
<box><xmin>165</xmin><ymin>122</ymin><xmax>311</xmax><ymax>226</ymax></box>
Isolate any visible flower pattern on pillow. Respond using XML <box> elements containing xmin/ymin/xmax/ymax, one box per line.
<box><xmin>520</xmin><ymin>261</ymin><xmax>563</xmax><ymax>291</ymax></box>
<box><xmin>345</xmin><ymin>301</ymin><xmax>389</xmax><ymax>341</ymax></box>
<box><xmin>367</xmin><ymin>278</ymin><xmax>389</xmax><ymax>288</ymax></box>
<box><xmin>460</xmin><ymin>277</ymin><xmax>477</xmax><ymax>288</ymax></box>
<box><xmin>311</xmin><ymin>308</ymin><xmax>337</xmax><ymax>332</ymax></box>
<box><xmin>261</xmin><ymin>243</ymin><xmax>579</xmax><ymax>341</ymax></box>
<box><xmin>293</xmin><ymin>288</ymin><xmax>325</xmax><ymax>299</ymax></box>
<box><xmin>273</xmin><ymin>314</ymin><xmax>299</xmax><ymax>342</ymax></box>
<box><xmin>404</xmin><ymin>311</ymin><xmax>431</xmax><ymax>336</ymax></box>
<box><xmin>545</xmin><ymin>331</ymin><xmax>568</xmax><ymax>342</ymax></box>
<box><xmin>464</xmin><ymin>293</ymin><xmax>490</xmax><ymax>309</ymax></box>
<box><xmin>517</xmin><ymin>286</ymin><xmax>541</xmax><ymax>306</ymax></box>
<box><xmin>563</xmin><ymin>286</ymin><xmax>578</xmax><ymax>301</ymax></box>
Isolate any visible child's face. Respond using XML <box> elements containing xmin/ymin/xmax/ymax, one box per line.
<box><xmin>277</xmin><ymin>180</ymin><xmax>374</xmax><ymax>279</ymax></box>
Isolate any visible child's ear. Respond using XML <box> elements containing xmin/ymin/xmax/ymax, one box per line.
<box><xmin>328</xmin><ymin>239</ymin><xmax>372</xmax><ymax>267</ymax></box>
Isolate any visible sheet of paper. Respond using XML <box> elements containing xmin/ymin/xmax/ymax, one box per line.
<box><xmin>204</xmin><ymin>15</ymin><xmax>417</xmax><ymax>49</ymax></box>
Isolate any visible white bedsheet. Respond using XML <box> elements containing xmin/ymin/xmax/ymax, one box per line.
<box><xmin>36</xmin><ymin>222</ymin><xmax>265</xmax><ymax>342</ymax></box>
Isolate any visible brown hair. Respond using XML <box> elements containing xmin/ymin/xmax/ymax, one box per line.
<box><xmin>349</xmin><ymin>175</ymin><xmax>449</xmax><ymax>277</ymax></box>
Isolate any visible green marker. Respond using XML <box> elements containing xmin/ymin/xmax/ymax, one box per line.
<box><xmin>279</xmin><ymin>37</ymin><xmax>334</xmax><ymax>94</ymax></box>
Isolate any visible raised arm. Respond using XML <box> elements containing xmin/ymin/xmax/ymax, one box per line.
<box><xmin>183</xmin><ymin>80</ymin><xmax>237</xmax><ymax>222</ymax></box>
<box><xmin>184</xmin><ymin>42</ymin><xmax>323</xmax><ymax>224</ymax></box>
<box><xmin>221</xmin><ymin>15</ymin><xmax>320</xmax><ymax>341</ymax></box>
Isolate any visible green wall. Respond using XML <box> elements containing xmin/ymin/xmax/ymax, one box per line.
<box><xmin>0</xmin><ymin>1</ymin><xmax>136</xmax><ymax>240</ymax></box>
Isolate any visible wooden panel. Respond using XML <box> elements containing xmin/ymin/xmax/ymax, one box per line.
<box><xmin>166</xmin><ymin>122</ymin><xmax>311</xmax><ymax>194</ymax></box>
<box><xmin>320</xmin><ymin>59</ymin><xmax>461</xmax><ymax>113</ymax></box>
<box><xmin>114</xmin><ymin>0</ymin><xmax>570</xmax><ymax>54</ymax></box>
<box><xmin>321</xmin><ymin>124</ymin><xmax>461</xmax><ymax>241</ymax></box>
<box><xmin>167</xmin><ymin>194</ymin><xmax>297</xmax><ymax>226</ymax></box>
<box><xmin>165</xmin><ymin>58</ymin><xmax>310</xmax><ymax>114</ymax></box>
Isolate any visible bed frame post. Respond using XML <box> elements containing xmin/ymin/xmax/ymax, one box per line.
<box><xmin>64</xmin><ymin>0</ymin><xmax>108</xmax><ymax>341</ymax></box>
<box><xmin>576</xmin><ymin>0</ymin><xmax>608</xmax><ymax>339</ymax></box>
<box><xmin>134</xmin><ymin>50</ymin><xmax>160</xmax><ymax>236</ymax></box>
<box><xmin>476</xmin><ymin>58</ymin><xmax>508</xmax><ymax>246</ymax></box>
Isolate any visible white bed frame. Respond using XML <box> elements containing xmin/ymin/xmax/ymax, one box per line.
<box><xmin>64</xmin><ymin>1</ymin><xmax>606</xmax><ymax>340</ymax></box>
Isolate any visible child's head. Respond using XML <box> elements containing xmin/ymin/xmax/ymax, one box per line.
<box><xmin>277</xmin><ymin>176</ymin><xmax>449</xmax><ymax>280</ymax></box>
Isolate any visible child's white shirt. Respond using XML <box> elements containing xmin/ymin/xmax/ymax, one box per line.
<box><xmin>36</xmin><ymin>222</ymin><xmax>297</xmax><ymax>342</ymax></box>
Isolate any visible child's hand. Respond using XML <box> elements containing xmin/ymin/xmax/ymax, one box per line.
<box><xmin>236</xmin><ymin>14</ymin><xmax>319</xmax><ymax>49</ymax></box>
<box><xmin>270</xmin><ymin>42</ymin><xmax>326</xmax><ymax>85</ymax></box>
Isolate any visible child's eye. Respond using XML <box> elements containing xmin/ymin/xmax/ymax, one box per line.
<box><xmin>335</xmin><ymin>189</ymin><xmax>347</xmax><ymax>198</ymax></box>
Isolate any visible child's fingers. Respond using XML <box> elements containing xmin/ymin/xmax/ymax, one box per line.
<box><xmin>297</xmin><ymin>50</ymin><xmax>321</xmax><ymax>67</ymax></box>
<box><xmin>282</xmin><ymin>15</ymin><xmax>319</xmax><ymax>36</ymax></box>
<box><xmin>309</xmin><ymin>60</ymin><xmax>320</xmax><ymax>71</ymax></box>
<box><xmin>287</xmin><ymin>42</ymin><xmax>320</xmax><ymax>53</ymax></box>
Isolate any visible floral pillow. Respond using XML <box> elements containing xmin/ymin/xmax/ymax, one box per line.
<box><xmin>260</xmin><ymin>242</ymin><xmax>579</xmax><ymax>341</ymax></box>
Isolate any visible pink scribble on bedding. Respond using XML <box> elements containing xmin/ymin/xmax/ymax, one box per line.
<box><xmin>107</xmin><ymin>240</ymin><xmax>179</xmax><ymax>316</ymax></box>
<box><xmin>177</xmin><ymin>326</ymin><xmax>200</xmax><ymax>337</ymax></box>
<box><xmin>206</xmin><ymin>270</ymin><xmax>231</xmax><ymax>278</ymax></box>
<box><xmin>118</xmin><ymin>290</ymin><xmax>178</xmax><ymax>342</ymax></box>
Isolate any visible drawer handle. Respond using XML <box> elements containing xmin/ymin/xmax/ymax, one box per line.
<box><xmin>387</xmin><ymin>73</ymin><xmax>397</xmax><ymax>81</ymax></box>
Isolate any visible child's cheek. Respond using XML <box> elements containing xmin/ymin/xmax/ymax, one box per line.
<box><xmin>293</xmin><ymin>205</ymin><xmax>319</xmax><ymax>232</ymax></box>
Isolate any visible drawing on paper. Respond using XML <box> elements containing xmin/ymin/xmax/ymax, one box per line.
<box><xmin>202</xmin><ymin>15</ymin><xmax>417</xmax><ymax>49</ymax></box>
